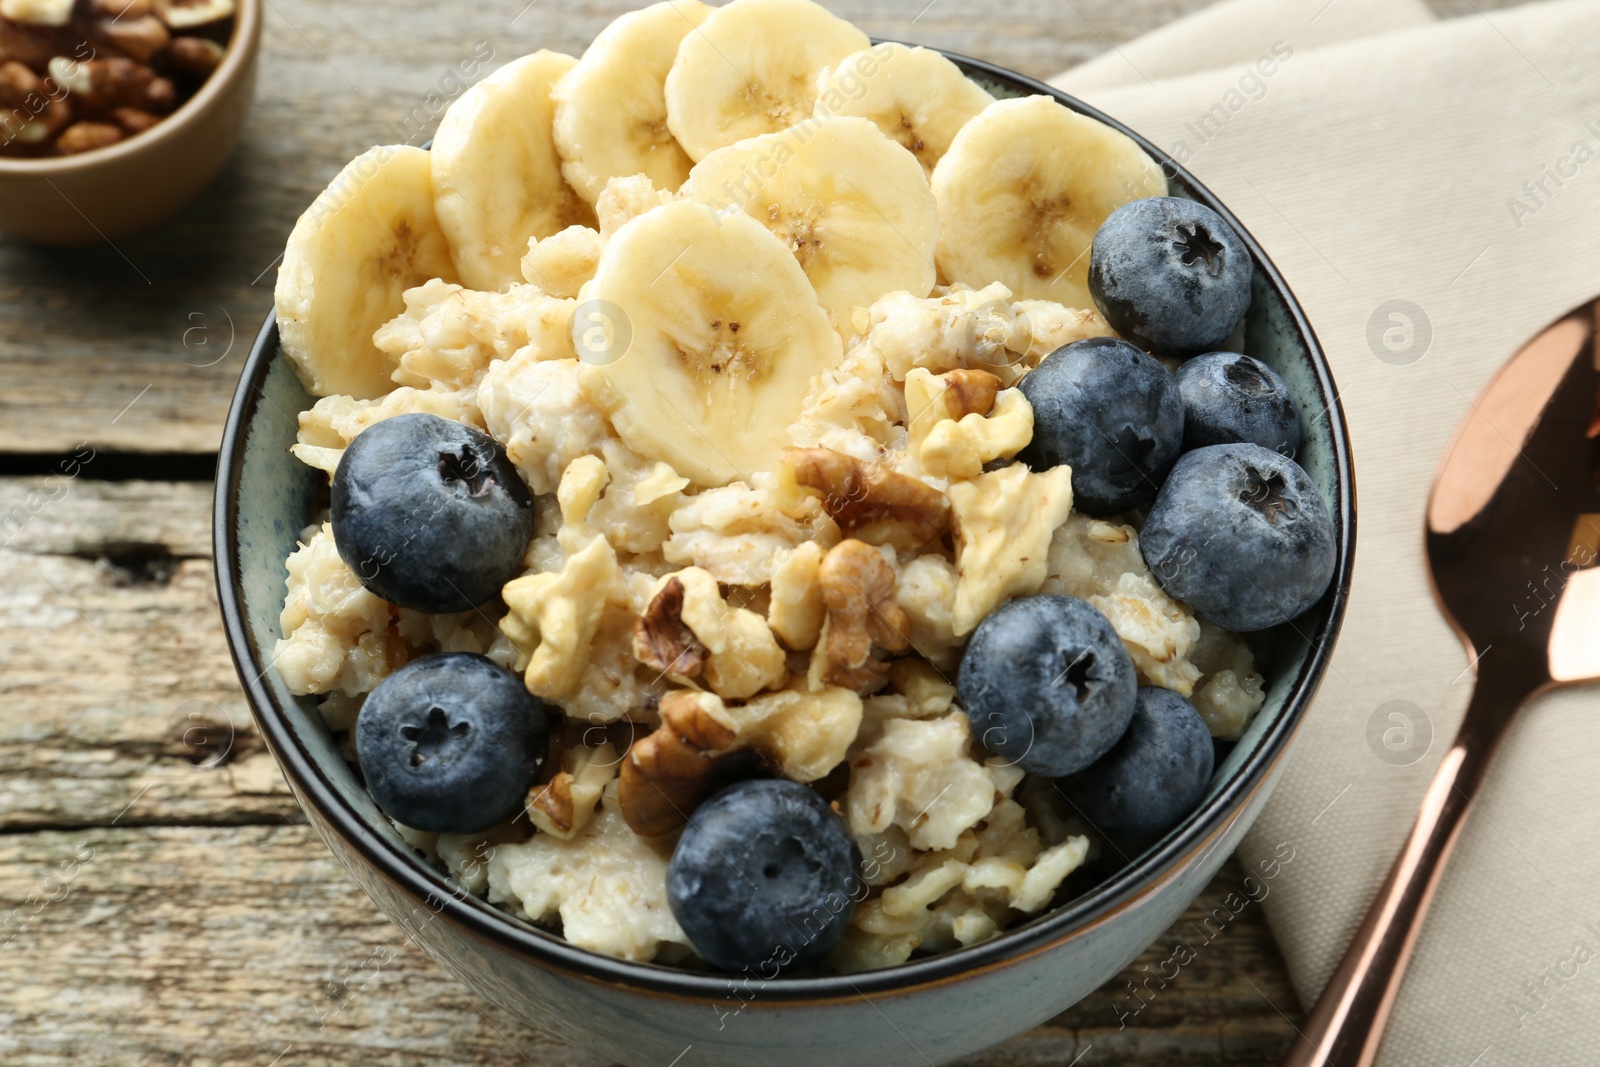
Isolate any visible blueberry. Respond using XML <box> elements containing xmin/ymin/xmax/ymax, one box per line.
<box><xmin>356</xmin><ymin>652</ymin><xmax>552</xmax><ymax>834</ymax></box>
<box><xmin>1018</xmin><ymin>337</ymin><xmax>1185</xmax><ymax>515</ymax></box>
<box><xmin>1062</xmin><ymin>687</ymin><xmax>1214</xmax><ymax>837</ymax></box>
<box><xmin>667</xmin><ymin>779</ymin><xmax>860</xmax><ymax>974</ymax></box>
<box><xmin>1175</xmin><ymin>351</ymin><xmax>1301</xmax><ymax>457</ymax></box>
<box><xmin>958</xmin><ymin>595</ymin><xmax>1137</xmax><ymax>777</ymax></box>
<box><xmin>332</xmin><ymin>412</ymin><xmax>534</xmax><ymax>613</ymax></box>
<box><xmin>1088</xmin><ymin>197</ymin><xmax>1253</xmax><ymax>358</ymax></box>
<box><xmin>1140</xmin><ymin>443</ymin><xmax>1336</xmax><ymax>632</ymax></box>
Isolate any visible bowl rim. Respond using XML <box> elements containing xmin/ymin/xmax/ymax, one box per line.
<box><xmin>0</xmin><ymin>0</ymin><xmax>262</xmax><ymax>174</ymax></box>
<box><xmin>214</xmin><ymin>47</ymin><xmax>1356</xmax><ymax>1004</ymax></box>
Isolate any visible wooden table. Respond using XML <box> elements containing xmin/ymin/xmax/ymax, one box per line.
<box><xmin>0</xmin><ymin>0</ymin><xmax>1518</xmax><ymax>1063</ymax></box>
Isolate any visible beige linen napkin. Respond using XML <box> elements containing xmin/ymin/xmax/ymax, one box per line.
<box><xmin>1052</xmin><ymin>2</ymin><xmax>1600</xmax><ymax>1063</ymax></box>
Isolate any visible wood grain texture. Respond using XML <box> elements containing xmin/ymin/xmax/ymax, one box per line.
<box><xmin>0</xmin><ymin>478</ymin><xmax>290</xmax><ymax>833</ymax></box>
<box><xmin>0</xmin><ymin>827</ymin><xmax>1300</xmax><ymax>1067</ymax></box>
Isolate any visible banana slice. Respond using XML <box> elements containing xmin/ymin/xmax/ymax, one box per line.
<box><xmin>433</xmin><ymin>51</ymin><xmax>596</xmax><ymax>293</ymax></box>
<box><xmin>664</xmin><ymin>0</ymin><xmax>869</xmax><ymax>162</ymax></box>
<box><xmin>553</xmin><ymin>0</ymin><xmax>712</xmax><ymax>205</ymax></box>
<box><xmin>680</xmin><ymin>116</ymin><xmax>938</xmax><ymax>323</ymax></box>
<box><xmin>276</xmin><ymin>145</ymin><xmax>458</xmax><ymax>400</ymax></box>
<box><xmin>577</xmin><ymin>200</ymin><xmax>843</xmax><ymax>486</ymax></box>
<box><xmin>814</xmin><ymin>43</ymin><xmax>994</xmax><ymax>174</ymax></box>
<box><xmin>931</xmin><ymin>95</ymin><xmax>1167</xmax><ymax>307</ymax></box>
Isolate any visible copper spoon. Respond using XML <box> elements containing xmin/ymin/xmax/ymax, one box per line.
<box><xmin>1282</xmin><ymin>299</ymin><xmax>1600</xmax><ymax>1067</ymax></box>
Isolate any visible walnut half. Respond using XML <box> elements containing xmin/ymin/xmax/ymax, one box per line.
<box><xmin>631</xmin><ymin>568</ymin><xmax>788</xmax><ymax>700</ymax></box>
<box><xmin>527</xmin><ymin>741</ymin><xmax>619</xmax><ymax>840</ymax></box>
<box><xmin>815</xmin><ymin>538</ymin><xmax>910</xmax><ymax>691</ymax></box>
<box><xmin>617</xmin><ymin>690</ymin><xmax>737</xmax><ymax>837</ymax></box>
<box><xmin>631</xmin><ymin>576</ymin><xmax>705</xmax><ymax>679</ymax></box>
<box><xmin>784</xmin><ymin>447</ymin><xmax>950</xmax><ymax>551</ymax></box>
<box><xmin>906</xmin><ymin>368</ymin><xmax>1002</xmax><ymax>447</ymax></box>
<box><xmin>616</xmin><ymin>684</ymin><xmax>865</xmax><ymax>836</ymax></box>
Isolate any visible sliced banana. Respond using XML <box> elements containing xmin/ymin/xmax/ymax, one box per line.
<box><xmin>931</xmin><ymin>95</ymin><xmax>1167</xmax><ymax>307</ymax></box>
<box><xmin>577</xmin><ymin>200</ymin><xmax>843</xmax><ymax>486</ymax></box>
<box><xmin>813</xmin><ymin>43</ymin><xmax>994</xmax><ymax>174</ymax></box>
<box><xmin>664</xmin><ymin>0</ymin><xmax>869</xmax><ymax>162</ymax></box>
<box><xmin>276</xmin><ymin>145</ymin><xmax>458</xmax><ymax>400</ymax></box>
<box><xmin>679</xmin><ymin>116</ymin><xmax>938</xmax><ymax>324</ymax></box>
<box><xmin>553</xmin><ymin>0</ymin><xmax>712</xmax><ymax>205</ymax></box>
<box><xmin>432</xmin><ymin>51</ymin><xmax>596</xmax><ymax>293</ymax></box>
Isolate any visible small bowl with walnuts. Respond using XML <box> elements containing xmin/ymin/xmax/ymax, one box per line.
<box><xmin>0</xmin><ymin>0</ymin><xmax>258</xmax><ymax>243</ymax></box>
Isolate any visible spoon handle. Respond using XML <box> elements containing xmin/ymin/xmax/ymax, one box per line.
<box><xmin>1279</xmin><ymin>676</ymin><xmax>1525</xmax><ymax>1067</ymax></box>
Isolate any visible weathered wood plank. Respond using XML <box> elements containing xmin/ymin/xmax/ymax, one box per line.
<box><xmin>0</xmin><ymin>826</ymin><xmax>1299</xmax><ymax>1066</ymax></box>
<box><xmin>0</xmin><ymin>478</ymin><xmax>292</xmax><ymax>831</ymax></box>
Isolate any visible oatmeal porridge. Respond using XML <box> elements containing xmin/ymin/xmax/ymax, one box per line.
<box><xmin>267</xmin><ymin>0</ymin><xmax>1333</xmax><ymax>976</ymax></box>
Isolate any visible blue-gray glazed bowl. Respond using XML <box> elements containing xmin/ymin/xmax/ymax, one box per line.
<box><xmin>215</xmin><ymin>49</ymin><xmax>1354</xmax><ymax>1067</ymax></box>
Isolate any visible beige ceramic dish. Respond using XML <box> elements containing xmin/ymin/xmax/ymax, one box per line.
<box><xmin>0</xmin><ymin>0</ymin><xmax>260</xmax><ymax>245</ymax></box>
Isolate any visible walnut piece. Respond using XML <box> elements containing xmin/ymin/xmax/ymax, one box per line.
<box><xmin>767</xmin><ymin>540</ymin><xmax>826</xmax><ymax>650</ymax></box>
<box><xmin>500</xmin><ymin>535</ymin><xmax>622</xmax><ymax>700</ymax></box>
<box><xmin>95</xmin><ymin>12</ymin><xmax>169</xmax><ymax>62</ymax></box>
<box><xmin>618</xmin><ymin>690</ymin><xmax>738</xmax><ymax>837</ymax></box>
<box><xmin>160</xmin><ymin>34</ymin><xmax>224</xmax><ymax>76</ymax></box>
<box><xmin>153</xmin><ymin>0</ymin><xmax>234</xmax><ymax>29</ymax></box>
<box><xmin>0</xmin><ymin>60</ymin><xmax>69</xmax><ymax>142</ymax></box>
<box><xmin>723</xmin><ymin>684</ymin><xmax>864</xmax><ymax>782</ymax></box>
<box><xmin>529</xmin><ymin>772</ymin><xmax>580</xmax><ymax>837</ymax></box>
<box><xmin>528</xmin><ymin>742</ymin><xmax>619</xmax><ymax>841</ymax></box>
<box><xmin>0</xmin><ymin>59</ymin><xmax>38</xmax><ymax>105</ymax></box>
<box><xmin>632</xmin><ymin>576</ymin><xmax>706</xmax><ymax>679</ymax></box>
<box><xmin>556</xmin><ymin>453</ymin><xmax>608</xmax><ymax>526</ymax></box>
<box><xmin>0</xmin><ymin>0</ymin><xmax>73</xmax><ymax>26</ymax></box>
<box><xmin>64</xmin><ymin>58</ymin><xmax>174</xmax><ymax>114</ymax></box>
<box><xmin>632</xmin><ymin>567</ymin><xmax>787</xmax><ymax>699</ymax></box>
<box><xmin>814</xmin><ymin>539</ymin><xmax>910</xmax><ymax>691</ymax></box>
<box><xmin>705</xmin><ymin>608</ymin><xmax>789</xmax><ymax>700</ymax></box>
<box><xmin>617</xmin><ymin>683</ymin><xmax>865</xmax><ymax>836</ymax></box>
<box><xmin>948</xmin><ymin>464</ymin><xmax>1073</xmax><ymax>636</ymax></box>
<box><xmin>54</xmin><ymin>120</ymin><xmax>120</xmax><ymax>154</ymax></box>
<box><xmin>784</xmin><ymin>447</ymin><xmax>949</xmax><ymax>551</ymax></box>
<box><xmin>905</xmin><ymin>368</ymin><xmax>1033</xmax><ymax>483</ymax></box>
<box><xmin>111</xmin><ymin>106</ymin><xmax>160</xmax><ymax>134</ymax></box>
<box><xmin>905</xmin><ymin>368</ymin><xmax>1001</xmax><ymax>451</ymax></box>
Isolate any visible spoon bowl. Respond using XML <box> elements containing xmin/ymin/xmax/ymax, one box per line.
<box><xmin>1284</xmin><ymin>299</ymin><xmax>1600</xmax><ymax>1067</ymax></box>
<box><xmin>1427</xmin><ymin>305</ymin><xmax>1600</xmax><ymax>685</ymax></box>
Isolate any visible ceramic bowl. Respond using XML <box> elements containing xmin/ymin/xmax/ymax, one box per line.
<box><xmin>0</xmin><ymin>0</ymin><xmax>261</xmax><ymax>245</ymax></box>
<box><xmin>215</xmin><ymin>49</ymin><xmax>1354</xmax><ymax>1067</ymax></box>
